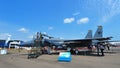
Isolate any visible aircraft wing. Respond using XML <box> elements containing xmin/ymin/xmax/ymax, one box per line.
<box><xmin>63</xmin><ymin>37</ymin><xmax>112</xmax><ymax>44</ymax></box>
<box><xmin>92</xmin><ymin>37</ymin><xmax>113</xmax><ymax>40</ymax></box>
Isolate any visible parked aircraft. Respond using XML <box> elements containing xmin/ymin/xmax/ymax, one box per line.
<box><xmin>108</xmin><ymin>41</ymin><xmax>120</xmax><ymax>47</ymax></box>
<box><xmin>19</xmin><ymin>26</ymin><xmax>112</xmax><ymax>53</ymax></box>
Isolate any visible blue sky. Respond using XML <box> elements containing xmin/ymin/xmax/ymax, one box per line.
<box><xmin>0</xmin><ymin>0</ymin><xmax>120</xmax><ymax>41</ymax></box>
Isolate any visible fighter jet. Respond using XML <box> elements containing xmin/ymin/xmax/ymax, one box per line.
<box><xmin>19</xmin><ymin>26</ymin><xmax>112</xmax><ymax>52</ymax></box>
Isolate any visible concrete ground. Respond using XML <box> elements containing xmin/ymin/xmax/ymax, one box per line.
<box><xmin>0</xmin><ymin>47</ymin><xmax>120</xmax><ymax>68</ymax></box>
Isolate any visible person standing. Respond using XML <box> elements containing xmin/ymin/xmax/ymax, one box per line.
<box><xmin>75</xmin><ymin>48</ymin><xmax>78</xmax><ymax>55</ymax></box>
<box><xmin>47</xmin><ymin>46</ymin><xmax>51</xmax><ymax>55</ymax></box>
<box><xmin>96</xmin><ymin>44</ymin><xmax>100</xmax><ymax>56</ymax></box>
<box><xmin>106</xmin><ymin>44</ymin><xmax>110</xmax><ymax>50</ymax></box>
<box><xmin>100</xmin><ymin>44</ymin><xmax>105</xmax><ymax>56</ymax></box>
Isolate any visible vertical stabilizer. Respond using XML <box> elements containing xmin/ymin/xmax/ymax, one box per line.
<box><xmin>94</xmin><ymin>26</ymin><xmax>103</xmax><ymax>38</ymax></box>
<box><xmin>5</xmin><ymin>35</ymin><xmax>11</xmax><ymax>47</ymax></box>
<box><xmin>85</xmin><ymin>30</ymin><xmax>92</xmax><ymax>39</ymax></box>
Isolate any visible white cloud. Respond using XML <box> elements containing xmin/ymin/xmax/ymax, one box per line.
<box><xmin>101</xmin><ymin>0</ymin><xmax>120</xmax><ymax>23</ymax></box>
<box><xmin>0</xmin><ymin>33</ymin><xmax>12</xmax><ymax>39</ymax></box>
<box><xmin>77</xmin><ymin>17</ymin><xmax>89</xmax><ymax>24</ymax></box>
<box><xmin>18</xmin><ymin>28</ymin><xmax>28</xmax><ymax>33</ymax></box>
<box><xmin>64</xmin><ymin>17</ymin><xmax>75</xmax><ymax>24</ymax></box>
<box><xmin>43</xmin><ymin>32</ymin><xmax>47</xmax><ymax>34</ymax></box>
<box><xmin>101</xmin><ymin>15</ymin><xmax>109</xmax><ymax>23</ymax></box>
<box><xmin>28</xmin><ymin>35</ymin><xmax>33</xmax><ymax>39</ymax></box>
<box><xmin>77</xmin><ymin>0</ymin><xmax>120</xmax><ymax>23</ymax></box>
<box><xmin>48</xmin><ymin>26</ymin><xmax>53</xmax><ymax>30</ymax></box>
<box><xmin>73</xmin><ymin>12</ymin><xmax>80</xmax><ymax>16</ymax></box>
<box><xmin>59</xmin><ymin>37</ymin><xmax>64</xmax><ymax>39</ymax></box>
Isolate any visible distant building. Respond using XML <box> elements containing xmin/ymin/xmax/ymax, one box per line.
<box><xmin>0</xmin><ymin>40</ymin><xmax>6</xmax><ymax>48</ymax></box>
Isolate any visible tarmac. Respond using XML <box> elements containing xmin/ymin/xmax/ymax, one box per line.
<box><xmin>0</xmin><ymin>47</ymin><xmax>120</xmax><ymax>68</ymax></box>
